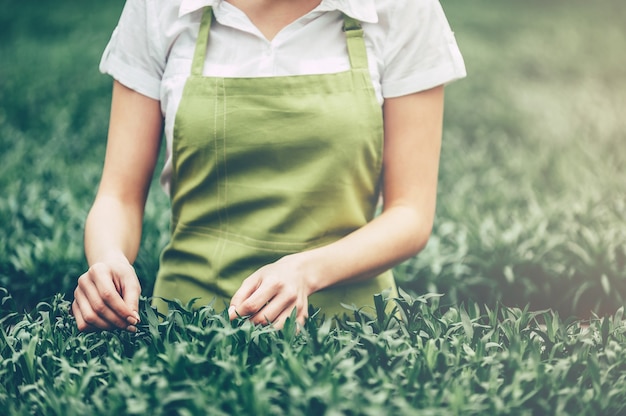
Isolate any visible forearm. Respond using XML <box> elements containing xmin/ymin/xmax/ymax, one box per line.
<box><xmin>297</xmin><ymin>203</ymin><xmax>433</xmax><ymax>293</ymax></box>
<box><xmin>84</xmin><ymin>195</ymin><xmax>145</xmax><ymax>266</ymax></box>
<box><xmin>83</xmin><ymin>81</ymin><xmax>162</xmax><ymax>267</ymax></box>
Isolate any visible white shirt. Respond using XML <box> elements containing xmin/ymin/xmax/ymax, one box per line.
<box><xmin>99</xmin><ymin>0</ymin><xmax>466</xmax><ymax>192</ymax></box>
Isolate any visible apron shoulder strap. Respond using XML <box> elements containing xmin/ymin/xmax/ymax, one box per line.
<box><xmin>342</xmin><ymin>14</ymin><xmax>368</xmax><ymax>71</ymax></box>
<box><xmin>191</xmin><ymin>7</ymin><xmax>214</xmax><ymax>76</ymax></box>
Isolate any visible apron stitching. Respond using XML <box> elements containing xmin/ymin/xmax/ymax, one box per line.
<box><xmin>216</xmin><ymin>77</ymin><xmax>230</xmax><ymax>276</ymax></box>
<box><xmin>211</xmin><ymin>76</ymin><xmax>225</xmax><ymax>267</ymax></box>
<box><xmin>222</xmin><ymin>77</ymin><xmax>229</xmax><ymax>227</ymax></box>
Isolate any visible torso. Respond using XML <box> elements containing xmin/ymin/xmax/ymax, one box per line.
<box><xmin>153</xmin><ymin>7</ymin><xmax>397</xmax><ymax>315</ymax></box>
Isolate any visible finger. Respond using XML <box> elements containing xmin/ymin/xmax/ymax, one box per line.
<box><xmin>273</xmin><ymin>297</ymin><xmax>309</xmax><ymax>331</ymax></box>
<box><xmin>120</xmin><ymin>275</ymin><xmax>142</xmax><ymax>322</ymax></box>
<box><xmin>88</xmin><ymin>265</ymin><xmax>140</xmax><ymax>325</ymax></box>
<box><xmin>72</xmin><ymin>299</ymin><xmax>94</xmax><ymax>332</ymax></box>
<box><xmin>73</xmin><ymin>288</ymin><xmax>115</xmax><ymax>330</ymax></box>
<box><xmin>269</xmin><ymin>307</ymin><xmax>295</xmax><ymax>330</ymax></box>
<box><xmin>80</xmin><ymin>277</ymin><xmax>132</xmax><ymax>329</ymax></box>
<box><xmin>250</xmin><ymin>295</ymin><xmax>292</xmax><ymax>325</ymax></box>
<box><xmin>75</xmin><ymin>289</ymin><xmax>137</xmax><ymax>332</ymax></box>
<box><xmin>77</xmin><ymin>276</ymin><xmax>136</xmax><ymax>329</ymax></box>
<box><xmin>297</xmin><ymin>309</ymin><xmax>308</xmax><ymax>327</ymax></box>
<box><xmin>234</xmin><ymin>280</ymin><xmax>280</xmax><ymax>319</ymax></box>
<box><xmin>229</xmin><ymin>275</ymin><xmax>262</xmax><ymax>319</ymax></box>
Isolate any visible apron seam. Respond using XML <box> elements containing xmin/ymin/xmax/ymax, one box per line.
<box><xmin>173</xmin><ymin>222</ymin><xmax>339</xmax><ymax>249</ymax></box>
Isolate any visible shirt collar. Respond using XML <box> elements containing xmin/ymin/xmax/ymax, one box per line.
<box><xmin>316</xmin><ymin>0</ymin><xmax>378</xmax><ymax>23</ymax></box>
<box><xmin>178</xmin><ymin>0</ymin><xmax>218</xmax><ymax>17</ymax></box>
<box><xmin>178</xmin><ymin>0</ymin><xmax>378</xmax><ymax>23</ymax></box>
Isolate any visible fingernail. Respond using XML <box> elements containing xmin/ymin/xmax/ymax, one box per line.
<box><xmin>134</xmin><ymin>311</ymin><xmax>141</xmax><ymax>322</ymax></box>
<box><xmin>127</xmin><ymin>316</ymin><xmax>138</xmax><ymax>325</ymax></box>
<box><xmin>126</xmin><ymin>325</ymin><xmax>137</xmax><ymax>333</ymax></box>
<box><xmin>228</xmin><ymin>306</ymin><xmax>236</xmax><ymax>316</ymax></box>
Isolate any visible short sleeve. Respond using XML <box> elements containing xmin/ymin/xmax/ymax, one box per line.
<box><xmin>99</xmin><ymin>0</ymin><xmax>164</xmax><ymax>100</ymax></box>
<box><xmin>381</xmin><ymin>0</ymin><xmax>466</xmax><ymax>98</ymax></box>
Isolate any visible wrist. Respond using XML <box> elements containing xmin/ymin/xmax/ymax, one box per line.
<box><xmin>88</xmin><ymin>250</ymin><xmax>131</xmax><ymax>267</ymax></box>
<box><xmin>279</xmin><ymin>251</ymin><xmax>323</xmax><ymax>296</ymax></box>
<box><xmin>280</xmin><ymin>249</ymin><xmax>334</xmax><ymax>294</ymax></box>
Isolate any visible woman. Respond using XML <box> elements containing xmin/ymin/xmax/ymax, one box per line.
<box><xmin>72</xmin><ymin>0</ymin><xmax>466</xmax><ymax>332</ymax></box>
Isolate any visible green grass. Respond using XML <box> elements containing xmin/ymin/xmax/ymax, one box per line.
<box><xmin>3</xmin><ymin>289</ymin><xmax>626</xmax><ymax>415</ymax></box>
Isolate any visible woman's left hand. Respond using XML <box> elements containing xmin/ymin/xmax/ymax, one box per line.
<box><xmin>228</xmin><ymin>254</ymin><xmax>315</xmax><ymax>329</ymax></box>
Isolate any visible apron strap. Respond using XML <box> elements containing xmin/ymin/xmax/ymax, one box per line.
<box><xmin>191</xmin><ymin>8</ymin><xmax>368</xmax><ymax>75</ymax></box>
<box><xmin>191</xmin><ymin>7</ymin><xmax>214</xmax><ymax>76</ymax></box>
<box><xmin>342</xmin><ymin>14</ymin><xmax>368</xmax><ymax>71</ymax></box>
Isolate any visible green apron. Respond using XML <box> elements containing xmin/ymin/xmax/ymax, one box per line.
<box><xmin>153</xmin><ymin>7</ymin><xmax>397</xmax><ymax>317</ymax></box>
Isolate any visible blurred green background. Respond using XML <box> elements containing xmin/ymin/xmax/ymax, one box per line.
<box><xmin>1</xmin><ymin>0</ymin><xmax>625</xmax><ymax>316</ymax></box>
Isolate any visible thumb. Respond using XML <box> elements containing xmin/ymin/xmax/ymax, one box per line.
<box><xmin>121</xmin><ymin>273</ymin><xmax>142</xmax><ymax>322</ymax></box>
<box><xmin>229</xmin><ymin>274</ymin><xmax>260</xmax><ymax>320</ymax></box>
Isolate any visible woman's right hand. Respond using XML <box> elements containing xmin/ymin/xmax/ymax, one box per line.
<box><xmin>72</xmin><ymin>257</ymin><xmax>142</xmax><ymax>332</ymax></box>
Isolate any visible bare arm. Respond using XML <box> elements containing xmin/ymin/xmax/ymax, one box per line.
<box><xmin>72</xmin><ymin>81</ymin><xmax>163</xmax><ymax>332</ymax></box>
<box><xmin>229</xmin><ymin>85</ymin><xmax>444</xmax><ymax>327</ymax></box>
